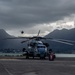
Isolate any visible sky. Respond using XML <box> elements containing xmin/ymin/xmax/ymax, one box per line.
<box><xmin>0</xmin><ymin>0</ymin><xmax>75</xmax><ymax>36</ymax></box>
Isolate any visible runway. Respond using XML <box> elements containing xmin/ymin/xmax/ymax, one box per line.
<box><xmin>0</xmin><ymin>58</ymin><xmax>75</xmax><ymax>75</ymax></box>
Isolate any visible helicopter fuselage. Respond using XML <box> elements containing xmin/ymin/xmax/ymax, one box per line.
<box><xmin>26</xmin><ymin>40</ymin><xmax>48</xmax><ymax>58</ymax></box>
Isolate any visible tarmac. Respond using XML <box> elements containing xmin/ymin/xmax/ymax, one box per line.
<box><xmin>0</xmin><ymin>57</ymin><xmax>75</xmax><ymax>75</ymax></box>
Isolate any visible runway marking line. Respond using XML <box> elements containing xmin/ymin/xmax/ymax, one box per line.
<box><xmin>5</xmin><ymin>68</ymin><xmax>13</xmax><ymax>75</ymax></box>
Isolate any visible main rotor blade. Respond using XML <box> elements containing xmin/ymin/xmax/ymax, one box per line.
<box><xmin>50</xmin><ymin>39</ymin><xmax>74</xmax><ymax>45</ymax></box>
<box><xmin>56</xmin><ymin>39</ymin><xmax>75</xmax><ymax>43</ymax></box>
<box><xmin>4</xmin><ymin>37</ymin><xmax>33</xmax><ymax>40</ymax></box>
<box><xmin>21</xmin><ymin>39</ymin><xmax>30</xmax><ymax>43</ymax></box>
<box><xmin>43</xmin><ymin>37</ymin><xmax>75</xmax><ymax>45</ymax></box>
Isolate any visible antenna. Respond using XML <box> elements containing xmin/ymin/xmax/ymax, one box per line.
<box><xmin>37</xmin><ymin>30</ymin><xmax>40</xmax><ymax>37</ymax></box>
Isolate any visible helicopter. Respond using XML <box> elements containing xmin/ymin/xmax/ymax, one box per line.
<box><xmin>20</xmin><ymin>30</ymin><xmax>56</xmax><ymax>60</ymax></box>
<box><xmin>6</xmin><ymin>30</ymin><xmax>75</xmax><ymax>61</ymax></box>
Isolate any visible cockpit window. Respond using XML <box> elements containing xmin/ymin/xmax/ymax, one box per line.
<box><xmin>37</xmin><ymin>46</ymin><xmax>45</xmax><ymax>48</ymax></box>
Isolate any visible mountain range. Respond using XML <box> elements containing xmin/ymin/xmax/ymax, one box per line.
<box><xmin>0</xmin><ymin>28</ymin><xmax>75</xmax><ymax>53</ymax></box>
<box><xmin>45</xmin><ymin>28</ymin><xmax>75</xmax><ymax>53</ymax></box>
<box><xmin>46</xmin><ymin>28</ymin><xmax>75</xmax><ymax>41</ymax></box>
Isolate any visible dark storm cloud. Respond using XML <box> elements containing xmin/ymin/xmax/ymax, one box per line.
<box><xmin>0</xmin><ymin>0</ymin><xmax>75</xmax><ymax>30</ymax></box>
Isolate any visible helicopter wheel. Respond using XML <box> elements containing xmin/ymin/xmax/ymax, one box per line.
<box><xmin>40</xmin><ymin>56</ymin><xmax>45</xmax><ymax>59</ymax></box>
<box><xmin>26</xmin><ymin>52</ymin><xmax>29</xmax><ymax>59</ymax></box>
<box><xmin>39</xmin><ymin>57</ymin><xmax>41</xmax><ymax>59</ymax></box>
<box><xmin>26</xmin><ymin>55</ymin><xmax>29</xmax><ymax>59</ymax></box>
<box><xmin>32</xmin><ymin>55</ymin><xmax>34</xmax><ymax>59</ymax></box>
<box><xmin>43</xmin><ymin>56</ymin><xmax>45</xmax><ymax>59</ymax></box>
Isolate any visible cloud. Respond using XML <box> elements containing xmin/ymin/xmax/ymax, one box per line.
<box><xmin>0</xmin><ymin>0</ymin><xmax>75</xmax><ymax>35</ymax></box>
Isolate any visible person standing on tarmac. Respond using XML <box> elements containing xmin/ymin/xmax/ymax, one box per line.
<box><xmin>48</xmin><ymin>49</ymin><xmax>55</xmax><ymax>61</ymax></box>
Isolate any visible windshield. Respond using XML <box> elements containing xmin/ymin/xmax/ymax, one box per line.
<box><xmin>37</xmin><ymin>46</ymin><xmax>45</xmax><ymax>48</ymax></box>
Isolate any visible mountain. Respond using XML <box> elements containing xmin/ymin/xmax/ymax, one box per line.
<box><xmin>0</xmin><ymin>29</ymin><xmax>26</xmax><ymax>53</ymax></box>
<box><xmin>0</xmin><ymin>29</ymin><xmax>12</xmax><ymax>39</ymax></box>
<box><xmin>45</xmin><ymin>28</ymin><xmax>75</xmax><ymax>53</ymax></box>
<box><xmin>46</xmin><ymin>28</ymin><xmax>75</xmax><ymax>40</ymax></box>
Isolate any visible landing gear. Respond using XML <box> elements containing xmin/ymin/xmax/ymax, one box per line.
<box><xmin>40</xmin><ymin>54</ymin><xmax>46</xmax><ymax>59</ymax></box>
<box><xmin>32</xmin><ymin>54</ymin><xmax>34</xmax><ymax>59</ymax></box>
<box><xmin>26</xmin><ymin>52</ymin><xmax>29</xmax><ymax>59</ymax></box>
<box><xmin>26</xmin><ymin>52</ymin><xmax>35</xmax><ymax>59</ymax></box>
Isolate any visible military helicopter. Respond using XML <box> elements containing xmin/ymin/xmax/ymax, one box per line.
<box><xmin>20</xmin><ymin>30</ymin><xmax>55</xmax><ymax>60</ymax></box>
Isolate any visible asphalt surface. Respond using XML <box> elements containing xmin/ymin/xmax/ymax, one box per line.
<box><xmin>0</xmin><ymin>58</ymin><xmax>75</xmax><ymax>75</ymax></box>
